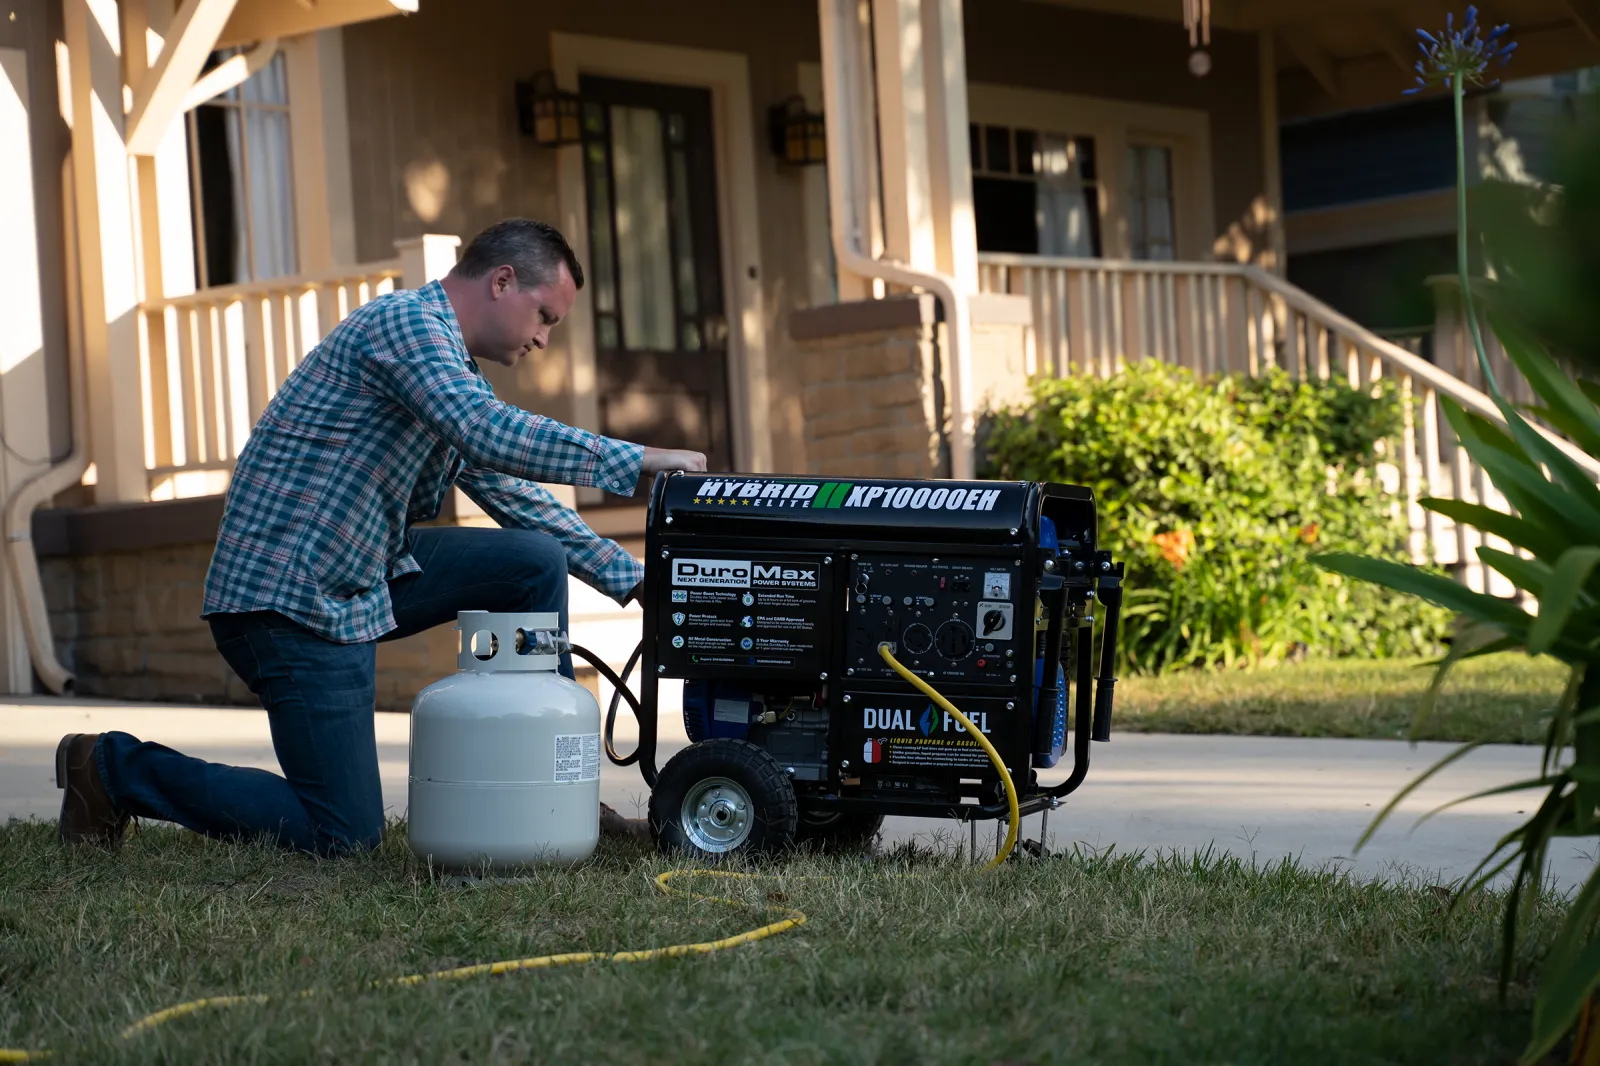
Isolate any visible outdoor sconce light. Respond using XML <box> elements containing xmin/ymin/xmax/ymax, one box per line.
<box><xmin>515</xmin><ymin>71</ymin><xmax>583</xmax><ymax>147</ymax></box>
<box><xmin>767</xmin><ymin>95</ymin><xmax>826</xmax><ymax>165</ymax></box>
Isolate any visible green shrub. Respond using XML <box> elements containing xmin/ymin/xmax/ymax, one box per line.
<box><xmin>979</xmin><ymin>361</ymin><xmax>1451</xmax><ymax>673</ymax></box>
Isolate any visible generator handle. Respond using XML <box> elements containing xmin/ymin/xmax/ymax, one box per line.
<box><xmin>1045</xmin><ymin>622</ymin><xmax>1097</xmax><ymax>801</ymax></box>
<box><xmin>1092</xmin><ymin>573</ymin><xmax>1123</xmax><ymax>743</ymax></box>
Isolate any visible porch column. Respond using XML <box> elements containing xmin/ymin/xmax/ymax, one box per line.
<box><xmin>63</xmin><ymin>0</ymin><xmax>148</xmax><ymax>504</ymax></box>
<box><xmin>1259</xmin><ymin>30</ymin><xmax>1287</xmax><ymax>275</ymax></box>
<box><xmin>869</xmin><ymin>0</ymin><xmax>978</xmax><ymax>289</ymax></box>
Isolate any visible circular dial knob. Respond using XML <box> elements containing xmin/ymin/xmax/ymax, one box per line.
<box><xmin>902</xmin><ymin>623</ymin><xmax>934</xmax><ymax>655</ymax></box>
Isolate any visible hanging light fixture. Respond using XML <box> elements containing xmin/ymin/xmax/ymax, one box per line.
<box><xmin>767</xmin><ymin>95</ymin><xmax>827</xmax><ymax>166</ymax></box>
<box><xmin>514</xmin><ymin>71</ymin><xmax>583</xmax><ymax>148</ymax></box>
<box><xmin>1184</xmin><ymin>0</ymin><xmax>1213</xmax><ymax>77</ymax></box>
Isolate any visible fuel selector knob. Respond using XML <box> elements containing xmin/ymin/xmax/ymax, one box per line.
<box><xmin>902</xmin><ymin>623</ymin><xmax>934</xmax><ymax>655</ymax></box>
<box><xmin>935</xmin><ymin>619</ymin><xmax>975</xmax><ymax>660</ymax></box>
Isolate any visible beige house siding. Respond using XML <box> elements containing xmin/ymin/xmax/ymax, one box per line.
<box><xmin>338</xmin><ymin>0</ymin><xmax>822</xmax><ymax>472</ymax></box>
<box><xmin>334</xmin><ymin>0</ymin><xmax>1272</xmax><ymax>477</ymax></box>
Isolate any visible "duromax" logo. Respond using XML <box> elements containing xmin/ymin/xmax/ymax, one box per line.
<box><xmin>672</xmin><ymin>560</ymin><xmax>820</xmax><ymax>589</ymax></box>
<box><xmin>753</xmin><ymin>564</ymin><xmax>817</xmax><ymax>589</ymax></box>
<box><xmin>692</xmin><ymin>480</ymin><xmax>1003</xmax><ymax>512</ymax></box>
<box><xmin>672</xmin><ymin>560</ymin><xmax>750</xmax><ymax>588</ymax></box>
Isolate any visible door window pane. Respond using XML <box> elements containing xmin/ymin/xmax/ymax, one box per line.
<box><xmin>1127</xmin><ymin>144</ymin><xmax>1176</xmax><ymax>261</ymax></box>
<box><xmin>609</xmin><ymin>105</ymin><xmax>675</xmax><ymax>351</ymax></box>
<box><xmin>669</xmin><ymin>148</ymin><xmax>698</xmax><ymax>317</ymax></box>
<box><xmin>584</xmin><ymin>141</ymin><xmax>617</xmax><ymax>315</ymax></box>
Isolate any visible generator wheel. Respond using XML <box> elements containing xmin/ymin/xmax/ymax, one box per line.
<box><xmin>650</xmin><ymin>739</ymin><xmax>798</xmax><ymax>859</ymax></box>
<box><xmin>793</xmin><ymin>809</ymin><xmax>885</xmax><ymax>853</ymax></box>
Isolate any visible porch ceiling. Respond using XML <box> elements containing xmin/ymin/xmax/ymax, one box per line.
<box><xmin>1029</xmin><ymin>0</ymin><xmax>1600</xmax><ymax>115</ymax></box>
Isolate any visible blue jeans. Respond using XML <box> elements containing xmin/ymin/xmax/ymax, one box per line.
<box><xmin>95</xmin><ymin>527</ymin><xmax>574</xmax><ymax>855</ymax></box>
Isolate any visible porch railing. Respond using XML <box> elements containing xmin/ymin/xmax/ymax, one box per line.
<box><xmin>137</xmin><ymin>262</ymin><xmax>404</xmax><ymax>499</ymax></box>
<box><xmin>977</xmin><ymin>253</ymin><xmax>1597</xmax><ymax>597</ymax></box>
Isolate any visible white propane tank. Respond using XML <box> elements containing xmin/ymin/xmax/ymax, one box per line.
<box><xmin>407</xmin><ymin>611</ymin><xmax>601</xmax><ymax>871</ymax></box>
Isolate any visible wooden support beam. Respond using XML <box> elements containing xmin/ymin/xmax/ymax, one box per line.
<box><xmin>1280</xmin><ymin>26</ymin><xmax>1340</xmax><ymax>100</ymax></box>
<box><xmin>216</xmin><ymin>0</ymin><xmax>418</xmax><ymax>51</ymax></box>
<box><xmin>125</xmin><ymin>0</ymin><xmax>240</xmax><ymax>156</ymax></box>
<box><xmin>1360</xmin><ymin>11</ymin><xmax>1418</xmax><ymax>76</ymax></box>
<box><xmin>1565</xmin><ymin>0</ymin><xmax>1600</xmax><ymax>44</ymax></box>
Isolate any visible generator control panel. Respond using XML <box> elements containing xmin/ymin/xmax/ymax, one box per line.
<box><xmin>844</xmin><ymin>555</ymin><xmax>1026</xmax><ymax>685</ymax></box>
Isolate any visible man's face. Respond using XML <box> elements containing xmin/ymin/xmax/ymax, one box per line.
<box><xmin>478</xmin><ymin>261</ymin><xmax>578</xmax><ymax>367</ymax></box>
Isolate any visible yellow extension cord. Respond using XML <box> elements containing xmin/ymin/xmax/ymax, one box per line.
<box><xmin>0</xmin><ymin>644</ymin><xmax>1019</xmax><ymax>1062</ymax></box>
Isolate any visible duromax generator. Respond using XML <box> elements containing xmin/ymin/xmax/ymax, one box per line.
<box><xmin>596</xmin><ymin>473</ymin><xmax>1125</xmax><ymax>860</ymax></box>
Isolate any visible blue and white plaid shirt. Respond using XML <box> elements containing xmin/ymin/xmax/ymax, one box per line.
<box><xmin>202</xmin><ymin>280</ymin><xmax>645</xmax><ymax>643</ymax></box>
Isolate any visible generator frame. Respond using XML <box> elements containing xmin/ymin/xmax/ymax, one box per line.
<box><xmin>622</xmin><ymin>472</ymin><xmax>1124</xmax><ymax>831</ymax></box>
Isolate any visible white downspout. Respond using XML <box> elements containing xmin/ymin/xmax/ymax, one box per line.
<box><xmin>818</xmin><ymin>0</ymin><xmax>975</xmax><ymax>480</ymax></box>
<box><xmin>5</xmin><ymin>162</ymin><xmax>92</xmax><ymax>695</ymax></box>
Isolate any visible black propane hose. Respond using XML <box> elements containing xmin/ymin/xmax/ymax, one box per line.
<box><xmin>568</xmin><ymin>640</ymin><xmax>645</xmax><ymax>766</ymax></box>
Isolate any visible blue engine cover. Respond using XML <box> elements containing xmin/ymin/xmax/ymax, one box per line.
<box><xmin>1031</xmin><ymin>661</ymin><xmax>1068</xmax><ymax>768</ymax></box>
<box><xmin>683</xmin><ymin>680</ymin><xmax>756</xmax><ymax>742</ymax></box>
<box><xmin>1032</xmin><ymin>515</ymin><xmax>1067</xmax><ymax>769</ymax></box>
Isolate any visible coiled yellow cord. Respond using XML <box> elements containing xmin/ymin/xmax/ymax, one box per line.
<box><xmin>1</xmin><ymin>655</ymin><xmax>1018</xmax><ymax>1060</ymax></box>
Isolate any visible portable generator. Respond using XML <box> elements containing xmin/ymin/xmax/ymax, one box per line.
<box><xmin>593</xmin><ymin>472</ymin><xmax>1125</xmax><ymax>860</ymax></box>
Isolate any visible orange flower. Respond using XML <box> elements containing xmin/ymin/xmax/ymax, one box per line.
<box><xmin>1299</xmin><ymin>522</ymin><xmax>1319</xmax><ymax>545</ymax></box>
<box><xmin>1153</xmin><ymin>529</ymin><xmax>1194</xmax><ymax>569</ymax></box>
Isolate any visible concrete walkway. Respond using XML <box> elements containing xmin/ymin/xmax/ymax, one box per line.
<box><xmin>2</xmin><ymin>694</ymin><xmax>1591</xmax><ymax>894</ymax></box>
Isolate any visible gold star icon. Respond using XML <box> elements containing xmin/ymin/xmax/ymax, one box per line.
<box><xmin>742</xmin><ymin>499</ymin><xmax>750</xmax><ymax>505</ymax></box>
<box><xmin>694</xmin><ymin>497</ymin><xmax>703</xmax><ymax>504</ymax></box>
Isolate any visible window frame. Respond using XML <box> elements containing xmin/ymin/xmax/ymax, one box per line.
<box><xmin>185</xmin><ymin>49</ymin><xmax>299</xmax><ymax>291</ymax></box>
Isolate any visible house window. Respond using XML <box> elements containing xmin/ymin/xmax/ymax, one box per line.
<box><xmin>970</xmin><ymin>123</ymin><xmax>1101</xmax><ymax>257</ymax></box>
<box><xmin>1126</xmin><ymin>143</ymin><xmax>1176</xmax><ymax>261</ymax></box>
<box><xmin>187</xmin><ymin>50</ymin><xmax>298</xmax><ymax>289</ymax></box>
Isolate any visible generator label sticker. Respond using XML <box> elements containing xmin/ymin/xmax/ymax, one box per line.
<box><xmin>660</xmin><ymin>555</ymin><xmax>831</xmax><ymax>677</ymax></box>
<box><xmin>843</xmin><ymin>693</ymin><xmax>1026</xmax><ymax>776</ymax></box>
<box><xmin>713</xmin><ymin>698</ymin><xmax>749</xmax><ymax>724</ymax></box>
<box><xmin>553</xmin><ymin>733</ymin><xmax>600</xmax><ymax>783</ymax></box>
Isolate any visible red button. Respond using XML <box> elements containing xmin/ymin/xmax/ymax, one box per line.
<box><xmin>976</xmin><ymin>658</ymin><xmax>986</xmax><ymax>668</ymax></box>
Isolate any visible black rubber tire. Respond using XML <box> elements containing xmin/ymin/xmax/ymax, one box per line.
<box><xmin>649</xmin><ymin>739</ymin><xmax>799</xmax><ymax>860</ymax></box>
<box><xmin>793</xmin><ymin>809</ymin><xmax>886</xmax><ymax>853</ymax></box>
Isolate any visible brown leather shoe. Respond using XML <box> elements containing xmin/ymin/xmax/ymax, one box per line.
<box><xmin>599</xmin><ymin>802</ymin><xmax>650</xmax><ymax>844</ymax></box>
<box><xmin>56</xmin><ymin>733</ymin><xmax>128</xmax><ymax>846</ymax></box>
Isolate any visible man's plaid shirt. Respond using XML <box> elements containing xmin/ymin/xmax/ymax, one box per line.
<box><xmin>202</xmin><ymin>280</ymin><xmax>645</xmax><ymax>643</ymax></box>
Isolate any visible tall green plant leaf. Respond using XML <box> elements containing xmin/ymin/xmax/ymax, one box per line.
<box><xmin>1493</xmin><ymin>311</ymin><xmax>1600</xmax><ymax>455</ymax></box>
<box><xmin>1524</xmin><ymin>908</ymin><xmax>1600</xmax><ymax>1063</ymax></box>
<box><xmin>1314</xmin><ymin>553</ymin><xmax>1533</xmax><ymax>630</ymax></box>
<box><xmin>1476</xmin><ymin>548</ymin><xmax>1553</xmax><ymax>600</ymax></box>
<box><xmin>1351</xmin><ymin>739</ymin><xmax>1487</xmax><ymax>852</ymax></box>
<box><xmin>1420</xmin><ymin>496</ymin><xmax>1572</xmax><ymax>561</ymax></box>
<box><xmin>1529</xmin><ymin>547</ymin><xmax>1600</xmax><ymax>654</ymax></box>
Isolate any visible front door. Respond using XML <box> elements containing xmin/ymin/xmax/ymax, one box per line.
<box><xmin>579</xmin><ymin>75</ymin><xmax>732</xmax><ymax>494</ymax></box>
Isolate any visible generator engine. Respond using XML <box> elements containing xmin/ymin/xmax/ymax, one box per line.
<box><xmin>619</xmin><ymin>473</ymin><xmax>1124</xmax><ymax>858</ymax></box>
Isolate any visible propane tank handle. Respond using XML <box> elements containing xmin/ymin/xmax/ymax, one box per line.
<box><xmin>454</xmin><ymin>610</ymin><xmax>564</xmax><ymax>671</ymax></box>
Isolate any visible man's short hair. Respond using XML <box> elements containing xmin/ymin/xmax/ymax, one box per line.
<box><xmin>450</xmin><ymin>218</ymin><xmax>585</xmax><ymax>291</ymax></box>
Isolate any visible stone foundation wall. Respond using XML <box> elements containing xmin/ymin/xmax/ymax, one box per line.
<box><xmin>795</xmin><ymin>322</ymin><xmax>944</xmax><ymax>478</ymax></box>
<box><xmin>42</xmin><ymin>542</ymin><xmax>473</xmax><ymax>712</ymax></box>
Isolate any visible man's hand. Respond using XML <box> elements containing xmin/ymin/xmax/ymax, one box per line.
<box><xmin>640</xmin><ymin>447</ymin><xmax>708</xmax><ymax>474</ymax></box>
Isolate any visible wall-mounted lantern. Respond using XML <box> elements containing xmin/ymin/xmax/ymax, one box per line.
<box><xmin>515</xmin><ymin>71</ymin><xmax>583</xmax><ymax>147</ymax></box>
<box><xmin>767</xmin><ymin>95</ymin><xmax>826</xmax><ymax>165</ymax></box>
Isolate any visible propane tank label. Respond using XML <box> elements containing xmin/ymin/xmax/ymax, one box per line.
<box><xmin>554</xmin><ymin>733</ymin><xmax>601</xmax><ymax>783</ymax></box>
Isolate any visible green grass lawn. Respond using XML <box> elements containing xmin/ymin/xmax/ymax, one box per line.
<box><xmin>0</xmin><ymin>820</ymin><xmax>1569</xmax><ymax>1066</ymax></box>
<box><xmin>1114</xmin><ymin>652</ymin><xmax>1567</xmax><ymax>744</ymax></box>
